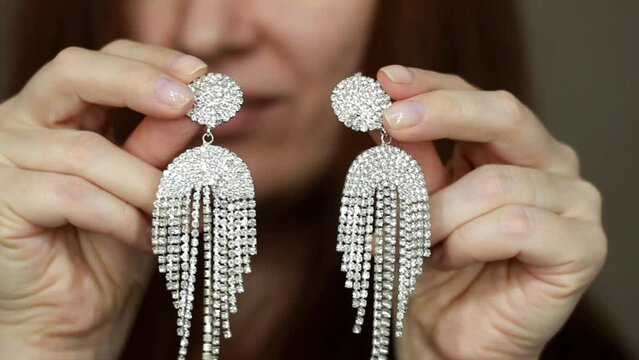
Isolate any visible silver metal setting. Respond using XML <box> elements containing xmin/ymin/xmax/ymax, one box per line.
<box><xmin>152</xmin><ymin>73</ymin><xmax>256</xmax><ymax>360</ymax></box>
<box><xmin>331</xmin><ymin>73</ymin><xmax>392</xmax><ymax>132</ymax></box>
<box><xmin>187</xmin><ymin>73</ymin><xmax>243</xmax><ymax>128</ymax></box>
<box><xmin>332</xmin><ymin>74</ymin><xmax>431</xmax><ymax>360</ymax></box>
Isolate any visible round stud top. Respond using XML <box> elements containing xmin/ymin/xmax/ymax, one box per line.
<box><xmin>330</xmin><ymin>73</ymin><xmax>392</xmax><ymax>132</ymax></box>
<box><xmin>187</xmin><ymin>73</ymin><xmax>243</xmax><ymax>128</ymax></box>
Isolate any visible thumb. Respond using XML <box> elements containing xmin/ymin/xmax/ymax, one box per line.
<box><xmin>123</xmin><ymin>115</ymin><xmax>201</xmax><ymax>169</ymax></box>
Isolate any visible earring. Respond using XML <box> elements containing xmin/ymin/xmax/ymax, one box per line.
<box><xmin>331</xmin><ymin>73</ymin><xmax>431</xmax><ymax>359</ymax></box>
<box><xmin>151</xmin><ymin>73</ymin><xmax>257</xmax><ymax>360</ymax></box>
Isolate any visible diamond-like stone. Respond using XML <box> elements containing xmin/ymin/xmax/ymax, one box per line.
<box><xmin>152</xmin><ymin>141</ymin><xmax>258</xmax><ymax>360</ymax></box>
<box><xmin>336</xmin><ymin>143</ymin><xmax>431</xmax><ymax>358</ymax></box>
<box><xmin>187</xmin><ymin>73</ymin><xmax>243</xmax><ymax>128</ymax></box>
<box><xmin>331</xmin><ymin>73</ymin><xmax>391</xmax><ymax>132</ymax></box>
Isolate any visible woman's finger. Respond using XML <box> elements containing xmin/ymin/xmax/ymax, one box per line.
<box><xmin>0</xmin><ymin>167</ymin><xmax>150</xmax><ymax>251</ymax></box>
<box><xmin>123</xmin><ymin>115</ymin><xmax>201</xmax><ymax>169</ymax></box>
<box><xmin>429</xmin><ymin>164</ymin><xmax>602</xmax><ymax>246</ymax></box>
<box><xmin>380</xmin><ymin>89</ymin><xmax>579</xmax><ymax>176</ymax></box>
<box><xmin>0</xmin><ymin>128</ymin><xmax>160</xmax><ymax>214</ymax></box>
<box><xmin>11</xmin><ymin>47</ymin><xmax>198</xmax><ymax>128</ymax></box>
<box><xmin>377</xmin><ymin>65</ymin><xmax>475</xmax><ymax>100</ymax></box>
<box><xmin>437</xmin><ymin>205</ymin><xmax>607</xmax><ymax>280</ymax></box>
<box><xmin>100</xmin><ymin>41</ymin><xmax>207</xmax><ymax>168</ymax></box>
<box><xmin>100</xmin><ymin>39</ymin><xmax>208</xmax><ymax>83</ymax></box>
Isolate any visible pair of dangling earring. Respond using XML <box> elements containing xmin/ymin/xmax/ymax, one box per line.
<box><xmin>151</xmin><ymin>72</ymin><xmax>432</xmax><ymax>360</ymax></box>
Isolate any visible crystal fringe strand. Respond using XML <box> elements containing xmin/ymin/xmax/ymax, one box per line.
<box><xmin>337</xmin><ymin>144</ymin><xmax>431</xmax><ymax>360</ymax></box>
<box><xmin>152</xmin><ymin>144</ymin><xmax>256</xmax><ymax>360</ymax></box>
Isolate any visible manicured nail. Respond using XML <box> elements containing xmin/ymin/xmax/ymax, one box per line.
<box><xmin>171</xmin><ymin>54</ymin><xmax>207</xmax><ymax>76</ymax></box>
<box><xmin>380</xmin><ymin>65</ymin><xmax>414</xmax><ymax>84</ymax></box>
<box><xmin>154</xmin><ymin>76</ymin><xmax>193</xmax><ymax>108</ymax></box>
<box><xmin>383</xmin><ymin>100</ymin><xmax>424</xmax><ymax>129</ymax></box>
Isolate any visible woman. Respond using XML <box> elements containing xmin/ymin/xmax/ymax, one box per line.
<box><xmin>0</xmin><ymin>0</ymin><xmax>619</xmax><ymax>359</ymax></box>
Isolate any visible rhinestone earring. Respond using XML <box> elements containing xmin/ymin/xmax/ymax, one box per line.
<box><xmin>151</xmin><ymin>73</ymin><xmax>257</xmax><ymax>360</ymax></box>
<box><xmin>331</xmin><ymin>73</ymin><xmax>432</xmax><ymax>359</ymax></box>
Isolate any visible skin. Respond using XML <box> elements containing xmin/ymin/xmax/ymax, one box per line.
<box><xmin>0</xmin><ymin>1</ymin><xmax>606</xmax><ymax>359</ymax></box>
<box><xmin>126</xmin><ymin>0</ymin><xmax>376</xmax><ymax>200</ymax></box>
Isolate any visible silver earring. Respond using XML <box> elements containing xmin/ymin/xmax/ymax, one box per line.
<box><xmin>151</xmin><ymin>73</ymin><xmax>257</xmax><ymax>360</ymax></box>
<box><xmin>331</xmin><ymin>73</ymin><xmax>431</xmax><ymax>359</ymax></box>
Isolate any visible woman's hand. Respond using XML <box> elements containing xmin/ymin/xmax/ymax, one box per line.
<box><xmin>376</xmin><ymin>65</ymin><xmax>607</xmax><ymax>359</ymax></box>
<box><xmin>0</xmin><ymin>40</ymin><xmax>205</xmax><ymax>359</ymax></box>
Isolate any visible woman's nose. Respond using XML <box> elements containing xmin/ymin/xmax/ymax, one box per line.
<box><xmin>177</xmin><ymin>0</ymin><xmax>259</xmax><ymax>59</ymax></box>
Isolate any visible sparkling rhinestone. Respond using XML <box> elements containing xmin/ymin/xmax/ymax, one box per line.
<box><xmin>187</xmin><ymin>73</ymin><xmax>243</xmax><ymax>128</ymax></box>
<box><xmin>331</xmin><ymin>73</ymin><xmax>391</xmax><ymax>132</ymax></box>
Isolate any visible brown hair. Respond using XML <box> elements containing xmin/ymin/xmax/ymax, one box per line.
<box><xmin>6</xmin><ymin>1</ymin><xmax>630</xmax><ymax>359</ymax></box>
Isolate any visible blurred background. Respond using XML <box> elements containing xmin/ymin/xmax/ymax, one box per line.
<box><xmin>518</xmin><ymin>2</ymin><xmax>638</xmax><ymax>357</ymax></box>
<box><xmin>0</xmin><ymin>0</ymin><xmax>637</xmax><ymax>358</ymax></box>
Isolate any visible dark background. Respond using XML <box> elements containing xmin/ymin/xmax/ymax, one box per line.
<box><xmin>518</xmin><ymin>2</ymin><xmax>638</xmax><ymax>357</ymax></box>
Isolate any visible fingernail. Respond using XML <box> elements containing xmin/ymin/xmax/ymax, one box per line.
<box><xmin>383</xmin><ymin>100</ymin><xmax>424</xmax><ymax>129</ymax></box>
<box><xmin>154</xmin><ymin>76</ymin><xmax>193</xmax><ymax>108</ymax></box>
<box><xmin>380</xmin><ymin>65</ymin><xmax>415</xmax><ymax>84</ymax></box>
<box><xmin>171</xmin><ymin>54</ymin><xmax>207</xmax><ymax>76</ymax></box>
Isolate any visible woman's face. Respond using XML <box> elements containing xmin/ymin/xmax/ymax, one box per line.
<box><xmin>127</xmin><ymin>0</ymin><xmax>377</xmax><ymax>200</ymax></box>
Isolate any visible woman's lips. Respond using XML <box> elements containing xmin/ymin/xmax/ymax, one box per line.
<box><xmin>213</xmin><ymin>96</ymin><xmax>276</xmax><ymax>137</ymax></box>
